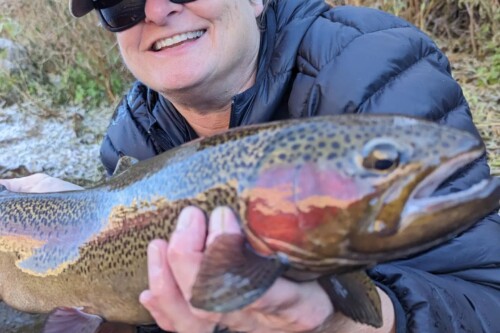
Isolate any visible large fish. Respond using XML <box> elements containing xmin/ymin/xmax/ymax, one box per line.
<box><xmin>0</xmin><ymin>115</ymin><xmax>498</xmax><ymax>332</ymax></box>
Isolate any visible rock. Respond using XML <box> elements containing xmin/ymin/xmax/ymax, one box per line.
<box><xmin>0</xmin><ymin>301</ymin><xmax>46</xmax><ymax>333</ymax></box>
<box><xmin>0</xmin><ymin>103</ymin><xmax>110</xmax><ymax>186</ymax></box>
<box><xmin>0</xmin><ymin>38</ymin><xmax>31</xmax><ymax>75</ymax></box>
<box><xmin>0</xmin><ymin>165</ymin><xmax>31</xmax><ymax>179</ymax></box>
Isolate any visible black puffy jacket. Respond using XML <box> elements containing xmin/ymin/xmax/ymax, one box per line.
<box><xmin>100</xmin><ymin>1</ymin><xmax>500</xmax><ymax>332</ymax></box>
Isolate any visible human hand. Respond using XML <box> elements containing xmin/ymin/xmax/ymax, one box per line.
<box><xmin>140</xmin><ymin>206</ymin><xmax>396</xmax><ymax>333</ymax></box>
<box><xmin>0</xmin><ymin>173</ymin><xmax>83</xmax><ymax>193</ymax></box>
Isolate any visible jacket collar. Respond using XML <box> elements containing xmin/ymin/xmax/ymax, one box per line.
<box><xmin>230</xmin><ymin>0</ymin><xmax>330</xmax><ymax>127</ymax></box>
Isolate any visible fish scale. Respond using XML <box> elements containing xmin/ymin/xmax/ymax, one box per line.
<box><xmin>0</xmin><ymin>114</ymin><xmax>499</xmax><ymax>332</ymax></box>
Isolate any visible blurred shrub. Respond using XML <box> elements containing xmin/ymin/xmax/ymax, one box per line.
<box><xmin>0</xmin><ymin>0</ymin><xmax>133</xmax><ymax>110</ymax></box>
<box><xmin>328</xmin><ymin>0</ymin><xmax>499</xmax><ymax>58</ymax></box>
<box><xmin>476</xmin><ymin>53</ymin><xmax>500</xmax><ymax>86</ymax></box>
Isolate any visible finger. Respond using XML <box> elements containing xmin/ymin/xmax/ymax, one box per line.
<box><xmin>189</xmin><ymin>207</ymin><xmax>254</xmax><ymax>330</ymax></box>
<box><xmin>140</xmin><ymin>239</ymin><xmax>177</xmax><ymax>330</ymax></box>
<box><xmin>206</xmin><ymin>206</ymin><xmax>242</xmax><ymax>246</ymax></box>
<box><xmin>145</xmin><ymin>239</ymin><xmax>170</xmax><ymax>295</ymax></box>
<box><xmin>168</xmin><ymin>206</ymin><xmax>207</xmax><ymax>299</ymax></box>
<box><xmin>139</xmin><ymin>290</ymin><xmax>175</xmax><ymax>331</ymax></box>
<box><xmin>249</xmin><ymin>278</ymin><xmax>301</xmax><ymax>313</ymax></box>
<box><xmin>141</xmin><ymin>239</ymin><xmax>206</xmax><ymax>332</ymax></box>
<box><xmin>249</xmin><ymin>279</ymin><xmax>333</xmax><ymax>331</ymax></box>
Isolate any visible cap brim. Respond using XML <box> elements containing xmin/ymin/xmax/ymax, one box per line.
<box><xmin>69</xmin><ymin>0</ymin><xmax>94</xmax><ymax>18</ymax></box>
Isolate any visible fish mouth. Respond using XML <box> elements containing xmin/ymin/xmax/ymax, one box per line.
<box><xmin>401</xmin><ymin>147</ymin><xmax>498</xmax><ymax>220</ymax></box>
<box><xmin>346</xmin><ymin>144</ymin><xmax>499</xmax><ymax>258</ymax></box>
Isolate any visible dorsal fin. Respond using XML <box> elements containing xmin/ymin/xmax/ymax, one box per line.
<box><xmin>112</xmin><ymin>156</ymin><xmax>139</xmax><ymax>176</ymax></box>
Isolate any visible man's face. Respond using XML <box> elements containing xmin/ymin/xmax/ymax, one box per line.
<box><xmin>116</xmin><ymin>0</ymin><xmax>264</xmax><ymax>96</ymax></box>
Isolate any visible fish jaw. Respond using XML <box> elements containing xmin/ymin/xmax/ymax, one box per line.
<box><xmin>348</xmin><ymin>145</ymin><xmax>500</xmax><ymax>257</ymax></box>
<box><xmin>402</xmin><ymin>149</ymin><xmax>495</xmax><ymax>219</ymax></box>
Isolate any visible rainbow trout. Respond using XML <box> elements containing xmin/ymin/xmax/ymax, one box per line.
<box><xmin>0</xmin><ymin>115</ymin><xmax>499</xmax><ymax>332</ymax></box>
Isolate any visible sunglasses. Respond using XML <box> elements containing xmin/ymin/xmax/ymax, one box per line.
<box><xmin>94</xmin><ymin>0</ymin><xmax>197</xmax><ymax>32</ymax></box>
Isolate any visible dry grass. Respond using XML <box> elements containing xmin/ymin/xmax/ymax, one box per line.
<box><xmin>0</xmin><ymin>0</ymin><xmax>132</xmax><ymax>109</ymax></box>
<box><xmin>452</xmin><ymin>55</ymin><xmax>500</xmax><ymax>175</ymax></box>
<box><xmin>328</xmin><ymin>0</ymin><xmax>499</xmax><ymax>58</ymax></box>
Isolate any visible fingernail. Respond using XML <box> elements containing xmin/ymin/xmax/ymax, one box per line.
<box><xmin>210</xmin><ymin>206</ymin><xmax>232</xmax><ymax>232</ymax></box>
<box><xmin>148</xmin><ymin>242</ymin><xmax>162</xmax><ymax>268</ymax></box>
<box><xmin>210</xmin><ymin>207</ymin><xmax>240</xmax><ymax>234</ymax></box>
<box><xmin>139</xmin><ymin>290</ymin><xmax>151</xmax><ymax>306</ymax></box>
<box><xmin>176</xmin><ymin>207</ymin><xmax>193</xmax><ymax>232</ymax></box>
<box><xmin>211</xmin><ymin>207</ymin><xmax>227</xmax><ymax>230</ymax></box>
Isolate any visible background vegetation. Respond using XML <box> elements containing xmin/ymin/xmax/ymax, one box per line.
<box><xmin>0</xmin><ymin>0</ymin><xmax>498</xmax><ymax>174</ymax></box>
<box><xmin>0</xmin><ymin>0</ymin><xmax>132</xmax><ymax>111</ymax></box>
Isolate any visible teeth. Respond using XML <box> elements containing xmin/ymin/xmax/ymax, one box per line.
<box><xmin>153</xmin><ymin>30</ymin><xmax>205</xmax><ymax>51</ymax></box>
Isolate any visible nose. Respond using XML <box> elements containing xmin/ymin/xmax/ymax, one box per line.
<box><xmin>144</xmin><ymin>0</ymin><xmax>183</xmax><ymax>26</ymax></box>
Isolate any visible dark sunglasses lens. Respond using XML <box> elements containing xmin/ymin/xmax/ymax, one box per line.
<box><xmin>98</xmin><ymin>0</ymin><xmax>197</xmax><ymax>32</ymax></box>
<box><xmin>99</xmin><ymin>0</ymin><xmax>146</xmax><ymax>32</ymax></box>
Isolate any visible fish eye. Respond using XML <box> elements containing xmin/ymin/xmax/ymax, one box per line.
<box><xmin>361</xmin><ymin>140</ymin><xmax>401</xmax><ymax>172</ymax></box>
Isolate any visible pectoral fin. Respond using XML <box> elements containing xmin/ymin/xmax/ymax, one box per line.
<box><xmin>42</xmin><ymin>307</ymin><xmax>103</xmax><ymax>333</ymax></box>
<box><xmin>190</xmin><ymin>233</ymin><xmax>287</xmax><ymax>312</ymax></box>
<box><xmin>318</xmin><ymin>271</ymin><xmax>382</xmax><ymax>328</ymax></box>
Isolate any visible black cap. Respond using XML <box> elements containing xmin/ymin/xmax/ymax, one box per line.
<box><xmin>69</xmin><ymin>0</ymin><xmax>94</xmax><ymax>17</ymax></box>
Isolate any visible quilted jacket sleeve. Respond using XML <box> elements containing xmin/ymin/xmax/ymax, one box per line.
<box><xmin>292</xmin><ymin>6</ymin><xmax>500</xmax><ymax>332</ymax></box>
<box><xmin>100</xmin><ymin>82</ymin><xmax>160</xmax><ymax>175</ymax></box>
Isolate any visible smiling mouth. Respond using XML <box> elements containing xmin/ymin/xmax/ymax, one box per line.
<box><xmin>152</xmin><ymin>30</ymin><xmax>206</xmax><ymax>51</ymax></box>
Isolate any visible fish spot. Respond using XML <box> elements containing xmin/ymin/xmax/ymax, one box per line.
<box><xmin>441</xmin><ymin>142</ymin><xmax>451</xmax><ymax>148</ymax></box>
<box><xmin>327</xmin><ymin>153</ymin><xmax>338</xmax><ymax>160</ymax></box>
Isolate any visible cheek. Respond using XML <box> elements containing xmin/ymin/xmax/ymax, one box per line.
<box><xmin>219</xmin><ymin>6</ymin><xmax>258</xmax><ymax>52</ymax></box>
<box><xmin>217</xmin><ymin>1</ymin><xmax>252</xmax><ymax>30</ymax></box>
<box><xmin>116</xmin><ymin>29</ymin><xmax>142</xmax><ymax>63</ymax></box>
